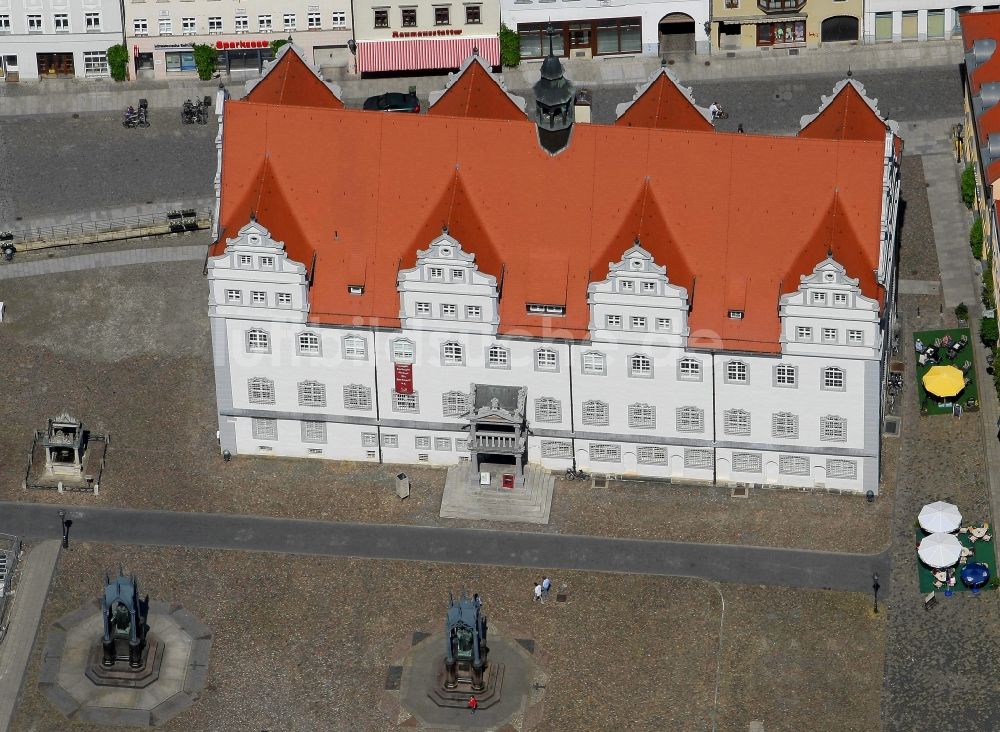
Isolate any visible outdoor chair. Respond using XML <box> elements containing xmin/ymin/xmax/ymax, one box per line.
<box><xmin>934</xmin><ymin>338</ymin><xmax>942</xmax><ymax>348</ymax></box>
<box><xmin>964</xmin><ymin>376</ymin><xmax>971</xmax><ymax>386</ymax></box>
<box><xmin>961</xmin><ymin>334</ymin><xmax>969</xmax><ymax>345</ymax></box>
<box><xmin>985</xmin><ymin>534</ymin><xmax>993</xmax><ymax>542</ymax></box>
<box><xmin>942</xmin><ymin>335</ymin><xmax>953</xmax><ymax>347</ymax></box>
<box><xmin>962</xmin><ymin>360</ymin><xmax>973</xmax><ymax>373</ymax></box>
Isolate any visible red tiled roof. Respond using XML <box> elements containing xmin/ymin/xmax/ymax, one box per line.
<box><xmin>799</xmin><ymin>82</ymin><xmax>888</xmax><ymax>142</ymax></box>
<box><xmin>428</xmin><ymin>58</ymin><xmax>526</xmax><ymax>121</ymax></box>
<box><xmin>243</xmin><ymin>47</ymin><xmax>344</xmax><ymax>109</ymax></box>
<box><xmin>962</xmin><ymin>11</ymin><xmax>1000</xmax><ymax>94</ymax></box>
<box><xmin>216</xmin><ymin>102</ymin><xmax>887</xmax><ymax>353</ymax></box>
<box><xmin>615</xmin><ymin>71</ymin><xmax>714</xmax><ymax>132</ymax></box>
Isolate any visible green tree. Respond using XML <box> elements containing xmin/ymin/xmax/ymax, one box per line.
<box><xmin>192</xmin><ymin>44</ymin><xmax>218</xmax><ymax>81</ymax></box>
<box><xmin>270</xmin><ymin>38</ymin><xmax>290</xmax><ymax>55</ymax></box>
<box><xmin>106</xmin><ymin>43</ymin><xmax>129</xmax><ymax>82</ymax></box>
<box><xmin>499</xmin><ymin>24</ymin><xmax>520</xmax><ymax>68</ymax></box>
<box><xmin>981</xmin><ymin>316</ymin><xmax>998</xmax><ymax>348</ymax></box>
<box><xmin>956</xmin><ymin>302</ymin><xmax>969</xmax><ymax>322</ymax></box>
<box><xmin>971</xmin><ymin>217</ymin><xmax>984</xmax><ymax>260</ymax></box>
<box><xmin>962</xmin><ymin>163</ymin><xmax>977</xmax><ymax>209</ymax></box>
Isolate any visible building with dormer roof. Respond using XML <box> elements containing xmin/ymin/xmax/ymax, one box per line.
<box><xmin>205</xmin><ymin>48</ymin><xmax>901</xmax><ymax>494</ymax></box>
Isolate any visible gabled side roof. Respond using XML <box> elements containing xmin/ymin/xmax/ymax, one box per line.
<box><xmin>962</xmin><ymin>10</ymin><xmax>1000</xmax><ymax>184</ymax></box>
<box><xmin>428</xmin><ymin>53</ymin><xmax>526</xmax><ymax>120</ymax></box>
<box><xmin>243</xmin><ymin>43</ymin><xmax>344</xmax><ymax>108</ymax></box>
<box><xmin>614</xmin><ymin>68</ymin><xmax>713</xmax><ymax>132</ymax></box>
<box><xmin>798</xmin><ymin>79</ymin><xmax>897</xmax><ymax>142</ymax></box>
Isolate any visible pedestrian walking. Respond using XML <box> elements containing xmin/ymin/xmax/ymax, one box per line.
<box><xmin>737</xmin><ymin>123</ymin><xmax>745</xmax><ymax>134</ymax></box>
<box><xmin>468</xmin><ymin>696</ymin><xmax>478</xmax><ymax>715</ymax></box>
<box><xmin>533</xmin><ymin>582</ymin><xmax>543</xmax><ymax>603</ymax></box>
<box><xmin>541</xmin><ymin>576</ymin><xmax>552</xmax><ymax>599</ymax></box>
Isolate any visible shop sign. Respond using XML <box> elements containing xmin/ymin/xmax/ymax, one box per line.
<box><xmin>154</xmin><ymin>43</ymin><xmax>195</xmax><ymax>49</ymax></box>
<box><xmin>215</xmin><ymin>40</ymin><xmax>270</xmax><ymax>50</ymax></box>
<box><xmin>391</xmin><ymin>29</ymin><xmax>463</xmax><ymax>38</ymax></box>
<box><xmin>394</xmin><ymin>364</ymin><xmax>413</xmax><ymax>394</ymax></box>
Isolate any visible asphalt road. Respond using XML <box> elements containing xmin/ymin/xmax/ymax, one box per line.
<box><xmin>0</xmin><ymin>502</ymin><xmax>889</xmax><ymax>592</ymax></box>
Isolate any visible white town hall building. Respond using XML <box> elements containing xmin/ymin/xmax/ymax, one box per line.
<box><xmin>206</xmin><ymin>46</ymin><xmax>901</xmax><ymax>494</ymax></box>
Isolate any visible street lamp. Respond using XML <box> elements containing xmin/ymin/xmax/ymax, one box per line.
<box><xmin>872</xmin><ymin>572</ymin><xmax>880</xmax><ymax>614</ymax></box>
<box><xmin>58</xmin><ymin>509</ymin><xmax>68</xmax><ymax>549</ymax></box>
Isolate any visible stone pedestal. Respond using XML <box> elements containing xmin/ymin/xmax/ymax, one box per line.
<box><xmin>85</xmin><ymin>635</ymin><xmax>162</xmax><ymax>689</ymax></box>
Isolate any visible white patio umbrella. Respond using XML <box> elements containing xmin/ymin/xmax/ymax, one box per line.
<box><xmin>918</xmin><ymin>532</ymin><xmax>963</xmax><ymax>569</ymax></box>
<box><xmin>918</xmin><ymin>501</ymin><xmax>963</xmax><ymax>533</ymax></box>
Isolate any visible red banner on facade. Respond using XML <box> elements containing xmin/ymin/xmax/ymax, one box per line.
<box><xmin>394</xmin><ymin>364</ymin><xmax>413</xmax><ymax>394</ymax></box>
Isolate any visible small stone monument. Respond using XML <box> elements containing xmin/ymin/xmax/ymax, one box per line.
<box><xmin>43</xmin><ymin>412</ymin><xmax>87</xmax><ymax>478</ymax></box>
<box><xmin>25</xmin><ymin>411</ymin><xmax>109</xmax><ymax>493</ymax></box>
<box><xmin>85</xmin><ymin>570</ymin><xmax>162</xmax><ymax>687</ymax></box>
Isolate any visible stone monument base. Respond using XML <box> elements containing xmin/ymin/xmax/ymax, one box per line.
<box><xmin>85</xmin><ymin>635</ymin><xmax>162</xmax><ymax>689</ymax></box>
<box><xmin>428</xmin><ymin>662</ymin><xmax>505</xmax><ymax>709</ymax></box>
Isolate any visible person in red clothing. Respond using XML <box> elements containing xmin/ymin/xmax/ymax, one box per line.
<box><xmin>468</xmin><ymin>696</ymin><xmax>478</xmax><ymax>715</ymax></box>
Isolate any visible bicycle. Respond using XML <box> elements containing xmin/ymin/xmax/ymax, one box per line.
<box><xmin>565</xmin><ymin>467</ymin><xmax>588</xmax><ymax>481</ymax></box>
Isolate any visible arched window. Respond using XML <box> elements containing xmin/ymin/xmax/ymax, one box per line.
<box><xmin>822</xmin><ymin>367</ymin><xmax>845</xmax><ymax>390</ymax></box>
<box><xmin>726</xmin><ymin>360</ymin><xmax>748</xmax><ymax>383</ymax></box>
<box><xmin>534</xmin><ymin>397</ymin><xmax>562</xmax><ymax>423</ymax></box>
<box><xmin>628</xmin><ymin>403</ymin><xmax>655</xmax><ymax>429</ymax></box>
<box><xmin>628</xmin><ymin>353</ymin><xmax>652</xmax><ymax>378</ymax></box>
<box><xmin>297</xmin><ymin>331</ymin><xmax>321</xmax><ymax>356</ymax></box>
<box><xmin>775</xmin><ymin>363</ymin><xmax>796</xmax><ymax>386</ymax></box>
<box><xmin>771</xmin><ymin>412</ymin><xmax>799</xmax><ymax>439</ymax></box>
<box><xmin>342</xmin><ymin>335</ymin><xmax>367</xmax><ymax>360</ymax></box>
<box><xmin>442</xmin><ymin>391</ymin><xmax>470</xmax><ymax>417</ymax></box>
<box><xmin>487</xmin><ymin>345</ymin><xmax>510</xmax><ymax>369</ymax></box>
<box><xmin>582</xmin><ymin>351</ymin><xmax>606</xmax><ymax>375</ymax></box>
<box><xmin>582</xmin><ymin>400</ymin><xmax>609</xmax><ymax>426</ymax></box>
<box><xmin>297</xmin><ymin>380</ymin><xmax>326</xmax><ymax>407</ymax></box>
<box><xmin>535</xmin><ymin>348</ymin><xmax>558</xmax><ymax>371</ymax></box>
<box><xmin>248</xmin><ymin>377</ymin><xmax>275</xmax><ymax>404</ymax></box>
<box><xmin>246</xmin><ymin>329</ymin><xmax>270</xmax><ymax>353</ymax></box>
<box><xmin>820</xmin><ymin>415</ymin><xmax>847</xmax><ymax>442</ymax></box>
<box><xmin>343</xmin><ymin>384</ymin><xmax>372</xmax><ymax>410</ymax></box>
<box><xmin>392</xmin><ymin>338</ymin><xmax>415</xmax><ymax>363</ymax></box>
<box><xmin>678</xmin><ymin>358</ymin><xmax>702</xmax><ymax>381</ymax></box>
<box><xmin>442</xmin><ymin>341</ymin><xmax>464</xmax><ymax>366</ymax></box>
<box><xmin>723</xmin><ymin>409</ymin><xmax>750</xmax><ymax>435</ymax></box>
<box><xmin>676</xmin><ymin>406</ymin><xmax>704</xmax><ymax>432</ymax></box>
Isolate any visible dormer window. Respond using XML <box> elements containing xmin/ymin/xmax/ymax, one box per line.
<box><xmin>260</xmin><ymin>256</ymin><xmax>274</xmax><ymax>269</ymax></box>
<box><xmin>429</xmin><ymin>267</ymin><xmax>444</xmax><ymax>279</ymax></box>
<box><xmin>641</xmin><ymin>281</ymin><xmax>656</xmax><ymax>293</ymax></box>
<box><xmin>526</xmin><ymin>303</ymin><xmax>565</xmax><ymax>315</ymax></box>
<box><xmin>621</xmin><ymin>280</ymin><xmax>634</xmax><ymax>292</ymax></box>
<box><xmin>238</xmin><ymin>255</ymin><xmax>253</xmax><ymax>268</ymax></box>
<box><xmin>812</xmin><ymin>292</ymin><xmax>826</xmax><ymax>305</ymax></box>
<box><xmin>834</xmin><ymin>293</ymin><xmax>848</xmax><ymax>306</ymax></box>
<box><xmin>728</xmin><ymin>310</ymin><xmax>744</xmax><ymax>320</ymax></box>
<box><xmin>451</xmin><ymin>269</ymin><xmax>464</xmax><ymax>279</ymax></box>
<box><xmin>347</xmin><ymin>285</ymin><xmax>364</xmax><ymax>295</ymax></box>
<box><xmin>630</xmin><ymin>259</ymin><xmax>643</xmax><ymax>270</ymax></box>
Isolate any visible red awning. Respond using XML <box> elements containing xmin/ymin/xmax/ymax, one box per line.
<box><xmin>357</xmin><ymin>37</ymin><xmax>500</xmax><ymax>73</ymax></box>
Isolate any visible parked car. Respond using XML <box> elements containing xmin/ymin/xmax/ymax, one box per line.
<box><xmin>362</xmin><ymin>92</ymin><xmax>420</xmax><ymax>113</ymax></box>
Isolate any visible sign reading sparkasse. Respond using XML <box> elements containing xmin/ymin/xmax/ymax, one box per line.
<box><xmin>215</xmin><ymin>40</ymin><xmax>271</xmax><ymax>49</ymax></box>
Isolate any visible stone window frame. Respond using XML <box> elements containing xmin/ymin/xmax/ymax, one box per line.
<box><xmin>821</xmin><ymin>366</ymin><xmax>846</xmax><ymax>391</ymax></box>
<box><xmin>637</xmin><ymin>445</ymin><xmax>668</xmax><ymax>464</ymax></box>
<box><xmin>259</xmin><ymin>256</ymin><xmax>275</xmax><ymax>270</ymax></box>
<box><xmin>722</xmin><ymin>408</ymin><xmax>750</xmax><ymax>435</ymax></box>
<box><xmin>434</xmin><ymin>437</ymin><xmax>452</xmax><ymax>451</ymax></box>
<box><xmin>297</xmin><ymin>331</ymin><xmax>321</xmax><ymax>357</ymax></box>
<box><xmin>771</xmin><ymin>412</ymin><xmax>799</xmax><ymax>439</ymax></box>
<box><xmin>250</xmin><ymin>290</ymin><xmax>267</xmax><ymax>306</ymax></box>
<box><xmin>795</xmin><ymin>325</ymin><xmax>813</xmax><ymax>341</ymax></box>
<box><xmin>541</xmin><ymin>440</ymin><xmax>572</xmax><ymax>458</ymax></box>
<box><xmin>251</xmin><ymin>417</ymin><xmax>277</xmax><ymax>441</ymax></box>
<box><xmin>465</xmin><ymin>305</ymin><xmax>482</xmax><ymax>320</ymax></box>
<box><xmin>811</xmin><ymin>291</ymin><xmax>827</xmax><ymax>305</ymax></box>
<box><xmin>415</xmin><ymin>302</ymin><xmax>431</xmax><ymax>316</ymax></box>
<box><xmin>826</xmin><ymin>458</ymin><xmax>857</xmax><ymax>480</ymax></box>
<box><xmin>847</xmin><ymin>329</ymin><xmax>864</xmax><ymax>344</ymax></box>
<box><xmin>441</xmin><ymin>303</ymin><xmax>457</xmax><ymax>319</ymax></box>
<box><xmin>676</xmin><ymin>406</ymin><xmax>704</xmax><ymax>433</ymax></box>
<box><xmin>778</xmin><ymin>454</ymin><xmax>810</xmax><ymax>476</ymax></box>
<box><xmin>774</xmin><ymin>363</ymin><xmax>797</xmax><ymax>388</ymax></box>
<box><xmin>392</xmin><ymin>338</ymin><xmax>415</xmax><ymax>363</ymax></box>
<box><xmin>534</xmin><ymin>348</ymin><xmax>559</xmax><ymax>372</ymax></box>
<box><xmin>822</xmin><ymin>327</ymin><xmax>838</xmax><ymax>343</ymax></box>
<box><xmin>630</xmin><ymin>316</ymin><xmax>647</xmax><ymax>330</ymax></box>
<box><xmin>382</xmin><ymin>433</ymin><xmax>399</xmax><ymax>448</ymax></box>
<box><xmin>581</xmin><ymin>400</ymin><xmax>609</xmax><ymax>426</ymax></box>
<box><xmin>725</xmin><ymin>360</ymin><xmax>748</xmax><ymax>384</ymax></box>
<box><xmin>392</xmin><ymin>390</ymin><xmax>419</xmax><ymax>413</ymax></box>
<box><xmin>605</xmin><ymin>314</ymin><xmax>622</xmax><ymax>329</ymax></box>
<box><xmin>301</xmin><ymin>420</ymin><xmax>326</xmax><ymax>444</ymax></box>
<box><xmin>534</xmin><ymin>397</ymin><xmax>561</xmax><ymax>423</ymax></box>
<box><xmin>486</xmin><ymin>344</ymin><xmax>510</xmax><ymax>370</ymax></box>
<box><xmin>820</xmin><ymin>414</ymin><xmax>847</xmax><ymax>442</ymax></box>
<box><xmin>684</xmin><ymin>448</ymin><xmax>713</xmax><ymax>470</ymax></box>
<box><xmin>442</xmin><ymin>391</ymin><xmax>470</xmax><ymax>417</ymax></box>
<box><xmin>441</xmin><ymin>341</ymin><xmax>465</xmax><ymax>366</ymax></box>
<box><xmin>248</xmin><ymin>377</ymin><xmax>275</xmax><ymax>405</ymax></box>
<box><xmin>342</xmin><ymin>334</ymin><xmax>368</xmax><ymax>361</ymax></box>
<box><xmin>276</xmin><ymin>292</ymin><xmax>293</xmax><ymax>309</ymax></box>
<box><xmin>225</xmin><ymin>289</ymin><xmax>242</xmax><ymax>304</ymax></box>
<box><xmin>628</xmin><ymin>403</ymin><xmax>656</xmax><ymax>429</ymax></box>
<box><xmin>246</xmin><ymin>329</ymin><xmax>270</xmax><ymax>353</ymax></box>
<box><xmin>732</xmin><ymin>451</ymin><xmax>762</xmax><ymax>473</ymax></box>
<box><xmin>415</xmin><ymin>435</ymin><xmax>431</xmax><ymax>449</ymax></box>
<box><xmin>343</xmin><ymin>384</ymin><xmax>372</xmax><ymax>410</ymax></box>
<box><xmin>361</xmin><ymin>432</ymin><xmax>377</xmax><ymax>447</ymax></box>
<box><xmin>297</xmin><ymin>380</ymin><xmax>327</xmax><ymax>408</ymax></box>
<box><xmin>628</xmin><ymin>353</ymin><xmax>653</xmax><ymax>379</ymax></box>
<box><xmin>678</xmin><ymin>358</ymin><xmax>702</xmax><ymax>382</ymax></box>
<box><xmin>581</xmin><ymin>350</ymin><xmax>606</xmax><ymax>376</ymax></box>
<box><xmin>834</xmin><ymin>293</ymin><xmax>849</xmax><ymax>307</ymax></box>
<box><xmin>589</xmin><ymin>443</ymin><xmax>621</xmax><ymax>462</ymax></box>
<box><xmin>655</xmin><ymin>317</ymin><xmax>671</xmax><ymax>331</ymax></box>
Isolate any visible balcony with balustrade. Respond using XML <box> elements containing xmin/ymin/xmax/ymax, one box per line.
<box><xmin>757</xmin><ymin>0</ymin><xmax>806</xmax><ymax>13</ymax></box>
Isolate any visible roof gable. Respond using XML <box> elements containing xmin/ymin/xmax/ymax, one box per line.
<box><xmin>428</xmin><ymin>53</ymin><xmax>527</xmax><ymax>120</ymax></box>
<box><xmin>615</xmin><ymin>68</ymin><xmax>714</xmax><ymax>132</ymax></box>
<box><xmin>798</xmin><ymin>79</ymin><xmax>896</xmax><ymax>141</ymax></box>
<box><xmin>243</xmin><ymin>43</ymin><xmax>344</xmax><ymax>109</ymax></box>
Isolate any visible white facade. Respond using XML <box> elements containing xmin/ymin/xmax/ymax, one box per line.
<box><xmin>0</xmin><ymin>0</ymin><xmax>121</xmax><ymax>80</ymax></box>
<box><xmin>863</xmin><ymin>3</ymin><xmax>980</xmax><ymax>43</ymax></box>
<box><xmin>124</xmin><ymin>0</ymin><xmax>352</xmax><ymax>79</ymax></box>
<box><xmin>208</xmin><ymin>217</ymin><xmax>895</xmax><ymax>494</ymax></box>
<box><xmin>500</xmin><ymin>0</ymin><xmax>709</xmax><ymax>59</ymax></box>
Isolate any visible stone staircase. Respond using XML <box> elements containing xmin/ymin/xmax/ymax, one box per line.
<box><xmin>439</xmin><ymin>463</ymin><xmax>554</xmax><ymax>525</ymax></box>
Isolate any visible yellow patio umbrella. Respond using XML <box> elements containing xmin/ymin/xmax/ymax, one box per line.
<box><xmin>922</xmin><ymin>365</ymin><xmax>966</xmax><ymax>398</ymax></box>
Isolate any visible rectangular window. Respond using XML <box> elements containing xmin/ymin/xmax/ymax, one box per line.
<box><xmin>343</xmin><ymin>385</ymin><xmax>372</xmax><ymax>410</ymax></box>
<box><xmin>451</xmin><ymin>269</ymin><xmax>463</xmax><ymax>279</ymax></box>
<box><xmin>252</xmin><ymin>418</ymin><xmax>277</xmax><ymax>441</ymax></box>
<box><xmin>534</xmin><ymin>398</ymin><xmax>561</xmax><ymax>423</ymax></box>
<box><xmin>582</xmin><ymin>352</ymin><xmax>605</xmax><ymax>375</ymax></box>
<box><xmin>822</xmin><ymin>368</ymin><xmax>845</xmax><ymax>390</ymax></box>
<box><xmin>181</xmin><ymin>17</ymin><xmax>196</xmax><ymax>34</ymax></box>
<box><xmin>590</xmin><ymin>443</ymin><xmax>621</xmax><ymax>462</ymax></box>
<box><xmin>771</xmin><ymin>413</ymin><xmax>799</xmax><ymax>439</ymax></box>
<box><xmin>796</xmin><ymin>326</ymin><xmax>813</xmax><ymax>341</ymax></box>
<box><xmin>726</xmin><ymin>361</ymin><xmax>748</xmax><ymax>383</ymax></box>
<box><xmin>234</xmin><ymin>16</ymin><xmax>248</xmax><ymax>32</ymax></box>
<box><xmin>415</xmin><ymin>436</ymin><xmax>431</xmax><ymax>449</ymax></box>
<box><xmin>463</xmin><ymin>4</ymin><xmax>481</xmax><ymax>23</ymax></box>
<box><xmin>258</xmin><ymin>14</ymin><xmax>272</xmax><ymax>31</ymax></box>
<box><xmin>383</xmin><ymin>433</ymin><xmax>399</xmax><ymax>448</ymax></box>
<box><xmin>415</xmin><ymin>302</ymin><xmax>431</xmax><ymax>316</ymax></box>
<box><xmin>727</xmin><ymin>309</ymin><xmax>744</xmax><ymax>320</ymax></box>
<box><xmin>434</xmin><ymin>437</ymin><xmax>452</xmax><ymax>451</ymax></box>
<box><xmin>54</xmin><ymin>13</ymin><xmax>69</xmax><ymax>31</ymax></box>
<box><xmin>621</xmin><ymin>281</ymin><xmax>634</xmax><ymax>292</ymax></box>
<box><xmin>83</xmin><ymin>51</ymin><xmax>108</xmax><ymax>77</ymax></box>
<box><xmin>260</xmin><ymin>257</ymin><xmax>274</xmax><ymax>269</ymax></box>
<box><xmin>605</xmin><ymin>314</ymin><xmax>622</xmax><ymax>329</ymax></box>
<box><xmin>723</xmin><ymin>409</ymin><xmax>750</xmax><ymax>435</ymax></box>
<box><xmin>684</xmin><ymin>448</ymin><xmax>713</xmax><ymax>470</ymax></box>
<box><xmin>820</xmin><ymin>416</ymin><xmax>847</xmax><ymax>442</ymax></box>
<box><xmin>455</xmin><ymin>438</ymin><xmax>468</xmax><ymax>452</ymax></box>
<box><xmin>442</xmin><ymin>342</ymin><xmax>464</xmax><ymax>365</ymax></box>
<box><xmin>926</xmin><ymin>9</ymin><xmax>945</xmax><ymax>38</ymax></box>
<box><xmin>225</xmin><ymin>289</ymin><xmax>242</xmax><ymax>304</ymax></box>
<box><xmin>678</xmin><ymin>359</ymin><xmax>701</xmax><ymax>381</ymax></box>
<box><xmin>297</xmin><ymin>332</ymin><xmax>320</xmax><ymax>356</ymax></box>
<box><xmin>418</xmin><ymin>454</ymin><xmax>429</xmax><ymax>462</ymax></box>
<box><xmin>582</xmin><ymin>401</ymin><xmax>609</xmax><ymax>426</ymax></box>
<box><xmin>826</xmin><ymin>459</ymin><xmax>857</xmax><ymax>480</ymax></box>
<box><xmin>343</xmin><ymin>336</ymin><xmax>367</xmax><ymax>360</ymax></box>
<box><xmin>85</xmin><ymin>12</ymin><xmax>101</xmax><ymax>31</ymax></box>
<box><xmin>331</xmin><ymin>10</ymin><xmax>347</xmax><ymax>27</ymax></box>
<box><xmin>779</xmin><ymin>455</ymin><xmax>810</xmax><ymax>476</ymax></box>
<box><xmin>134</xmin><ymin>17</ymin><xmax>148</xmax><ymax>35</ymax></box>
<box><xmin>301</xmin><ymin>421</ymin><xmax>327</xmax><ymax>444</ymax></box>
<box><xmin>637</xmin><ymin>446</ymin><xmax>668</xmax><ymax>464</ymax></box>
<box><xmin>361</xmin><ymin>432</ymin><xmax>377</xmax><ymax>447</ymax></box>
<box><xmin>642</xmin><ymin>281</ymin><xmax>656</xmax><ymax>292</ymax></box>
<box><xmin>238</xmin><ymin>255</ymin><xmax>253</xmax><ymax>267</ymax></box>
<box><xmin>732</xmin><ymin>452</ymin><xmax>762</xmax><ymax>473</ymax></box>
<box><xmin>0</xmin><ymin>15</ymin><xmax>10</xmax><ymax>32</ymax></box>
<box><xmin>393</xmin><ymin>340</ymin><xmax>414</xmax><ymax>363</ymax></box>
<box><xmin>775</xmin><ymin>364</ymin><xmax>797</xmax><ymax>387</ymax></box>
<box><xmin>392</xmin><ymin>391</ymin><xmax>419</xmax><ymax>412</ymax></box>
<box><xmin>655</xmin><ymin>318</ymin><xmax>671</xmax><ymax>331</ymax></box>
<box><xmin>631</xmin><ymin>316</ymin><xmax>647</xmax><ymax>330</ymax></box>
<box><xmin>834</xmin><ymin>293</ymin><xmax>848</xmax><ymax>306</ymax></box>
<box><xmin>434</xmin><ymin>6</ymin><xmax>450</xmax><ymax>25</ymax></box>
<box><xmin>847</xmin><ymin>330</ymin><xmax>863</xmax><ymax>344</ymax></box>
<box><xmin>429</xmin><ymin>267</ymin><xmax>444</xmax><ymax>279</ymax></box>
<box><xmin>248</xmin><ymin>378</ymin><xmax>274</xmax><ymax>404</ymax></box>
<box><xmin>465</xmin><ymin>305</ymin><xmax>481</xmax><ymax>320</ymax></box>
<box><xmin>401</xmin><ymin>7</ymin><xmax>416</xmax><ymax>26</ymax></box>
<box><xmin>276</xmin><ymin>293</ymin><xmax>292</xmax><ymax>308</ymax></box>
<box><xmin>822</xmin><ymin>328</ymin><xmax>837</xmax><ymax>342</ymax></box>
<box><xmin>159</xmin><ymin>18</ymin><xmax>172</xmax><ymax>35</ymax></box>
<box><xmin>251</xmin><ymin>291</ymin><xmax>266</xmax><ymax>305</ymax></box>
<box><xmin>628</xmin><ymin>403</ymin><xmax>655</xmax><ymax>429</ymax></box>
<box><xmin>812</xmin><ymin>292</ymin><xmax>826</xmax><ymax>305</ymax></box>
<box><xmin>541</xmin><ymin>440</ymin><xmax>572</xmax><ymax>458</ymax></box>
<box><xmin>208</xmin><ymin>16</ymin><xmax>222</xmax><ymax>32</ymax></box>
<box><xmin>442</xmin><ymin>391</ymin><xmax>469</xmax><ymax>416</ymax></box>
<box><xmin>165</xmin><ymin>50</ymin><xmax>198</xmax><ymax>71</ymax></box>
<box><xmin>283</xmin><ymin>13</ymin><xmax>296</xmax><ymax>30</ymax></box>
<box><xmin>27</xmin><ymin>14</ymin><xmax>42</xmax><ymax>31</ymax></box>
<box><xmin>487</xmin><ymin>346</ymin><xmax>509</xmax><ymax>369</ymax></box>
<box><xmin>297</xmin><ymin>381</ymin><xmax>327</xmax><ymax>407</ymax></box>
<box><xmin>676</xmin><ymin>407</ymin><xmax>704</xmax><ymax>433</ymax></box>
<box><xmin>535</xmin><ymin>349</ymin><xmax>557</xmax><ymax>371</ymax></box>
<box><xmin>441</xmin><ymin>304</ymin><xmax>457</xmax><ymax>318</ymax></box>
<box><xmin>306</xmin><ymin>11</ymin><xmax>320</xmax><ymax>27</ymax></box>
<box><xmin>374</xmin><ymin>9</ymin><xmax>388</xmax><ymax>27</ymax></box>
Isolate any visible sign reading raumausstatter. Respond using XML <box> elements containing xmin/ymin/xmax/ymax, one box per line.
<box><xmin>391</xmin><ymin>29</ymin><xmax>463</xmax><ymax>38</ymax></box>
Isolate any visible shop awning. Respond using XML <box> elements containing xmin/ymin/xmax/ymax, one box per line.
<box><xmin>357</xmin><ymin>36</ymin><xmax>500</xmax><ymax>73</ymax></box>
<box><xmin>720</xmin><ymin>14</ymin><xmax>807</xmax><ymax>24</ymax></box>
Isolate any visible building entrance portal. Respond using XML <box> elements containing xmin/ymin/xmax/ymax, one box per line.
<box><xmin>466</xmin><ymin>384</ymin><xmax>527</xmax><ymax>488</ymax></box>
<box><xmin>659</xmin><ymin>13</ymin><xmax>696</xmax><ymax>55</ymax></box>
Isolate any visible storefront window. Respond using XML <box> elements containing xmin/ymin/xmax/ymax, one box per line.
<box><xmin>596</xmin><ymin>21</ymin><xmax>619</xmax><ymax>54</ymax></box>
<box><xmin>927</xmin><ymin>9</ymin><xmax>945</xmax><ymax>37</ymax></box>
<box><xmin>619</xmin><ymin>19</ymin><xmax>641</xmax><ymax>52</ymax></box>
<box><xmin>518</xmin><ymin>24</ymin><xmax>564</xmax><ymax>58</ymax></box>
<box><xmin>165</xmin><ymin>51</ymin><xmax>196</xmax><ymax>72</ymax></box>
<box><xmin>521</xmin><ymin>18</ymin><xmax>641</xmax><ymax>57</ymax></box>
<box><xmin>136</xmin><ymin>52</ymin><xmax>153</xmax><ymax>70</ymax></box>
<box><xmin>756</xmin><ymin>20</ymin><xmax>804</xmax><ymax>46</ymax></box>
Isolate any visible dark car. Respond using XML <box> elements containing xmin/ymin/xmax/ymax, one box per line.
<box><xmin>362</xmin><ymin>92</ymin><xmax>420</xmax><ymax>113</ymax></box>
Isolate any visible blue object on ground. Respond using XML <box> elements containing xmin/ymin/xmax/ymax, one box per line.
<box><xmin>960</xmin><ymin>562</ymin><xmax>990</xmax><ymax>589</ymax></box>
